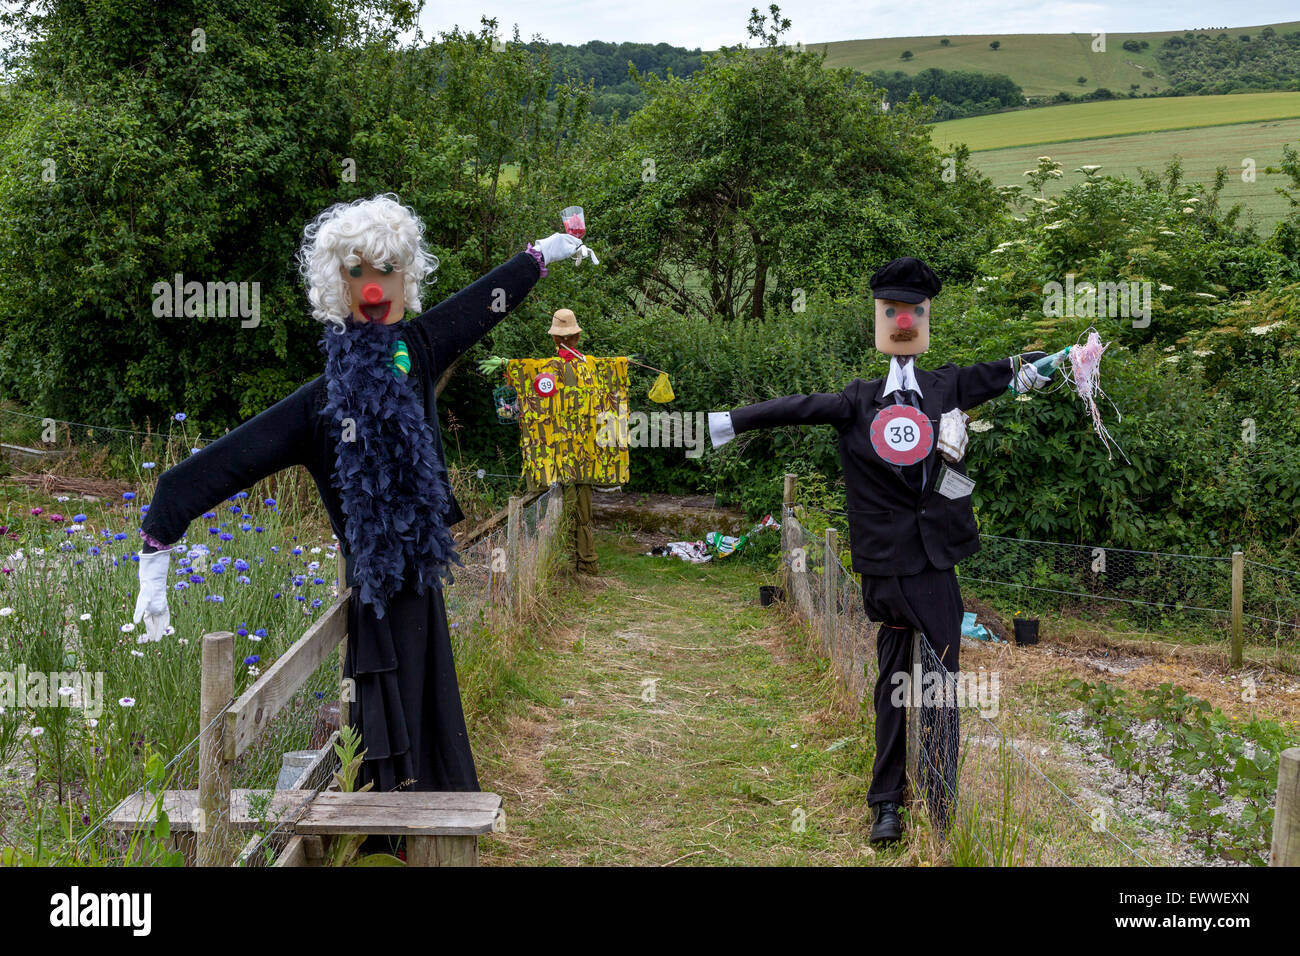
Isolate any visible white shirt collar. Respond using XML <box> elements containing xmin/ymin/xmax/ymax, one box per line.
<box><xmin>883</xmin><ymin>355</ymin><xmax>923</xmax><ymax>397</ymax></box>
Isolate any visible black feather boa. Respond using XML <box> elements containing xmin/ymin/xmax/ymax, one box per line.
<box><xmin>319</xmin><ymin>317</ymin><xmax>460</xmax><ymax>617</ymax></box>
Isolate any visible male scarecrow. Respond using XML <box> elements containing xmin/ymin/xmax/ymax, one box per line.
<box><xmin>502</xmin><ymin>307</ymin><xmax>632</xmax><ymax>576</ymax></box>
<box><xmin>133</xmin><ymin>193</ymin><xmax>596</xmax><ymax>793</ymax></box>
<box><xmin>708</xmin><ymin>257</ymin><xmax>1052</xmax><ymax>843</ymax></box>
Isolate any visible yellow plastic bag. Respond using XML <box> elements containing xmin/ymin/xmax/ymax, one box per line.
<box><xmin>648</xmin><ymin>372</ymin><xmax>674</xmax><ymax>403</ymax></box>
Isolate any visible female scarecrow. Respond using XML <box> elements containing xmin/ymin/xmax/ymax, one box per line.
<box><xmin>133</xmin><ymin>193</ymin><xmax>596</xmax><ymax>792</ymax></box>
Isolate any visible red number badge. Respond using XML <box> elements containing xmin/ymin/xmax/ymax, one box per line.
<box><xmin>533</xmin><ymin>372</ymin><xmax>559</xmax><ymax>397</ymax></box>
<box><xmin>870</xmin><ymin>405</ymin><xmax>933</xmax><ymax>466</ymax></box>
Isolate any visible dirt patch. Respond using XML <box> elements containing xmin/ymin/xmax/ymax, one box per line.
<box><xmin>591</xmin><ymin>489</ymin><xmax>748</xmax><ymax>540</ymax></box>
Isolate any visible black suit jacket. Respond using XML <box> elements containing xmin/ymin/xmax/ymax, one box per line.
<box><xmin>729</xmin><ymin>358</ymin><xmax>1015</xmax><ymax>576</ymax></box>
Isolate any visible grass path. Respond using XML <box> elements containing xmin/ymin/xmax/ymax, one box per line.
<box><xmin>474</xmin><ymin>530</ymin><xmax>889</xmax><ymax>866</ymax></box>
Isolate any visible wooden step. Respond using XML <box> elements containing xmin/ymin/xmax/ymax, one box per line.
<box><xmin>294</xmin><ymin>791</ymin><xmax>504</xmax><ymax>836</ymax></box>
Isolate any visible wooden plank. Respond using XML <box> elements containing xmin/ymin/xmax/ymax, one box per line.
<box><xmin>107</xmin><ymin>789</ymin><xmax>317</xmax><ymax>833</ymax></box>
<box><xmin>273</xmin><ymin>834</ymin><xmax>325</xmax><ymax>868</ymax></box>
<box><xmin>295</xmin><ymin>791</ymin><xmax>503</xmax><ymax>836</ymax></box>
<box><xmin>406</xmin><ymin>835</ymin><xmax>478</xmax><ymax>867</ymax></box>
<box><xmin>224</xmin><ymin>594</ymin><xmax>350</xmax><ymax>761</ymax></box>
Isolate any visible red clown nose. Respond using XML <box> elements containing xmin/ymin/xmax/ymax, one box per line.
<box><xmin>362</xmin><ymin>282</ymin><xmax>384</xmax><ymax>304</ymax></box>
<box><xmin>895</xmin><ymin>313</ymin><xmax>913</xmax><ymax>329</ymax></box>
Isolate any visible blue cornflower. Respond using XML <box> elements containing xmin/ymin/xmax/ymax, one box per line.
<box><xmin>219</xmin><ymin>532</ymin><xmax>233</xmax><ymax>541</ymax></box>
<box><xmin>142</xmin><ymin>462</ymin><xmax>156</xmax><ymax>469</ymax></box>
<box><xmin>234</xmin><ymin>559</ymin><xmax>249</xmax><ymax>572</ymax></box>
<box><xmin>205</xmin><ymin>594</ymin><xmax>225</xmax><ymax>603</ymax></box>
<box><xmin>174</xmin><ymin>581</ymin><xmax>189</xmax><ymax>591</ymax></box>
<box><xmin>113</xmin><ymin>532</ymin><xmax>127</xmax><ymax>541</ymax></box>
<box><xmin>174</xmin><ymin>412</ymin><xmax>187</xmax><ymax>422</ymax></box>
<box><xmin>254</xmin><ymin>628</ymin><xmax>267</xmax><ymax>638</ymax></box>
<box><xmin>240</xmin><ymin>523</ymin><xmax>251</xmax><ymax>532</ymax></box>
<box><xmin>254</xmin><ymin>526</ymin><xmax>265</xmax><ymax>533</ymax></box>
<box><xmin>122</xmin><ymin>492</ymin><xmax>135</xmax><ymax>501</ymax></box>
<box><xmin>88</xmin><ymin>546</ymin><xmax>100</xmax><ymax>556</ymax></box>
<box><xmin>73</xmin><ymin>513</ymin><xmax>86</xmax><ymax>523</ymax></box>
<box><xmin>311</xmin><ymin>598</ymin><xmax>322</xmax><ymax>608</ymax></box>
<box><xmin>244</xmin><ymin>655</ymin><xmax>260</xmax><ymax>666</ymax></box>
<box><xmin>211</xmin><ymin>564</ymin><xmax>225</xmax><ymax>575</ymax></box>
<box><xmin>312</xmin><ymin>577</ymin><xmax>325</xmax><ymax>586</ymax></box>
<box><xmin>190</xmin><ymin>574</ymin><xmax>203</xmax><ymax>584</ymax></box>
<box><xmin>263</xmin><ymin>498</ymin><xmax>276</xmax><ymax>507</ymax></box>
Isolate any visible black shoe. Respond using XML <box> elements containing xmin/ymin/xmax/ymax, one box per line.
<box><xmin>870</xmin><ymin>802</ymin><xmax>902</xmax><ymax>844</ymax></box>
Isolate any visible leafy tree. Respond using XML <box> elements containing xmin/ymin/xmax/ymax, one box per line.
<box><xmin>570</xmin><ymin>37</ymin><xmax>1003</xmax><ymax>322</ymax></box>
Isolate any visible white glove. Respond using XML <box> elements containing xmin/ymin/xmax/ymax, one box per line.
<box><xmin>1012</xmin><ymin>352</ymin><xmax>1053</xmax><ymax>393</ymax></box>
<box><xmin>133</xmin><ymin>549</ymin><xmax>173</xmax><ymax>643</ymax></box>
<box><xmin>532</xmin><ymin>232</ymin><xmax>600</xmax><ymax>266</ymax></box>
<box><xmin>938</xmin><ymin>409</ymin><xmax>970</xmax><ymax>463</ymax></box>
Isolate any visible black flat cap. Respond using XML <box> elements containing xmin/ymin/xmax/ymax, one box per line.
<box><xmin>869</xmin><ymin>257</ymin><xmax>942</xmax><ymax>303</ymax></box>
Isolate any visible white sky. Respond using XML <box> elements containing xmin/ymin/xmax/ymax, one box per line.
<box><xmin>416</xmin><ymin>1</ymin><xmax>1300</xmax><ymax>50</ymax></box>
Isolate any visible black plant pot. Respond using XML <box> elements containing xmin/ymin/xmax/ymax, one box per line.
<box><xmin>1013</xmin><ymin>619</ymin><xmax>1040</xmax><ymax>645</ymax></box>
<box><xmin>759</xmin><ymin>585</ymin><xmax>785</xmax><ymax>607</ymax></box>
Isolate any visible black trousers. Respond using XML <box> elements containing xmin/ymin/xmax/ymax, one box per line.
<box><xmin>860</xmin><ymin>562</ymin><xmax>963</xmax><ymax>810</ymax></box>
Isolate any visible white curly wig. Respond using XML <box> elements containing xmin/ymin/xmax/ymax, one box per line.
<box><xmin>297</xmin><ymin>193</ymin><xmax>439</xmax><ymax>330</ymax></box>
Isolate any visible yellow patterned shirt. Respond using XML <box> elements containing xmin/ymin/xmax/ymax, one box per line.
<box><xmin>505</xmin><ymin>356</ymin><xmax>630</xmax><ymax>485</ymax></box>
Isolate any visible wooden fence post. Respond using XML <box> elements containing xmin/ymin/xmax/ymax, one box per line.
<box><xmin>1231</xmin><ymin>551</ymin><xmax>1244</xmax><ymax>668</ymax></box>
<box><xmin>1272</xmin><ymin>747</ymin><xmax>1300</xmax><ymax>866</ymax></box>
<box><xmin>507</xmin><ymin>495</ymin><xmax>521</xmax><ymax>618</ymax></box>
<box><xmin>198</xmin><ymin>631</ymin><xmax>234</xmax><ymax>867</ymax></box>
<box><xmin>337</xmin><ymin>548</ymin><xmax>349</xmax><ymax>728</ymax></box>
<box><xmin>823</xmin><ymin>527</ymin><xmax>837</xmax><ymax>658</ymax></box>
<box><xmin>781</xmin><ymin>474</ymin><xmax>796</xmax><ymax>596</ymax></box>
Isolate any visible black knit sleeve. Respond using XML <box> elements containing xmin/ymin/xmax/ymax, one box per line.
<box><xmin>139</xmin><ymin>382</ymin><xmax>315</xmax><ymax>548</ymax></box>
<box><xmin>410</xmin><ymin>250</ymin><xmax>542</xmax><ymax>381</ymax></box>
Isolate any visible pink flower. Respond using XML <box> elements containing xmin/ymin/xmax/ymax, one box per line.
<box><xmin>30</xmin><ymin>508</ymin><xmax>42</xmax><ymax>516</ymax></box>
<box><xmin>48</xmin><ymin>513</ymin><xmax>64</xmax><ymax>522</ymax></box>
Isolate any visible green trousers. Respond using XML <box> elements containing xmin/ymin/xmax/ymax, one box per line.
<box><xmin>563</xmin><ymin>482</ymin><xmax>597</xmax><ymax>574</ymax></box>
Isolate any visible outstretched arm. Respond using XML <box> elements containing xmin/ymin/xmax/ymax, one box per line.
<box><xmin>139</xmin><ymin>382</ymin><xmax>315</xmax><ymax>550</ymax></box>
<box><xmin>950</xmin><ymin>350</ymin><xmax>1051</xmax><ymax>411</ymax></box>
<box><xmin>709</xmin><ymin>388</ymin><xmax>855</xmax><ymax>448</ymax></box>
<box><xmin>412</xmin><ymin>250</ymin><xmax>543</xmax><ymax>382</ymax></box>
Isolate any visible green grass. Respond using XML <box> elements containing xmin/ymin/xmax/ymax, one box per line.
<box><xmin>961</xmin><ymin>117</ymin><xmax>1300</xmax><ymax>229</ymax></box>
<box><xmin>473</xmin><ymin>530</ymin><xmax>1168</xmax><ymax>866</ymax></box>
<box><xmin>810</xmin><ymin>22</ymin><xmax>1300</xmax><ymax>99</ymax></box>
<box><xmin>929</xmin><ymin>91</ymin><xmax>1300</xmax><ymax>151</ymax></box>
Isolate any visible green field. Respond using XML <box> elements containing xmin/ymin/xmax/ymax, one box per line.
<box><xmin>929</xmin><ymin>91</ymin><xmax>1300</xmax><ymax>151</ymax></box>
<box><xmin>956</xmin><ymin>117</ymin><xmax>1300</xmax><ymax>228</ymax></box>
<box><xmin>811</xmin><ymin>21</ymin><xmax>1300</xmax><ymax>99</ymax></box>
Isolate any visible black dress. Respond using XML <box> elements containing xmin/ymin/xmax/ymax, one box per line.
<box><xmin>141</xmin><ymin>250</ymin><xmax>543</xmax><ymax>792</ymax></box>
